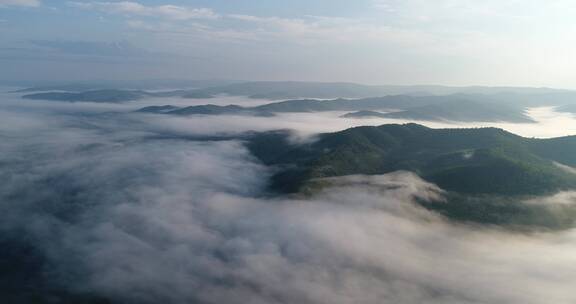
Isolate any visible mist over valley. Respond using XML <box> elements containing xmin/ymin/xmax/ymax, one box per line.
<box><xmin>3</xmin><ymin>1</ymin><xmax>576</xmax><ymax>303</ymax></box>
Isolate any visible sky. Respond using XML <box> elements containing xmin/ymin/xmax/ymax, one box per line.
<box><xmin>2</xmin><ymin>0</ymin><xmax>576</xmax><ymax>87</ymax></box>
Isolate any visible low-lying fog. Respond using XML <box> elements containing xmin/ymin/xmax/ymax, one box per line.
<box><xmin>2</xmin><ymin>91</ymin><xmax>576</xmax><ymax>303</ymax></box>
<box><xmin>2</xmin><ymin>90</ymin><xmax>576</xmax><ymax>139</ymax></box>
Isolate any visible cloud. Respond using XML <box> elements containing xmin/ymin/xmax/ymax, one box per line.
<box><xmin>54</xmin><ymin>1</ymin><xmax>576</xmax><ymax>87</ymax></box>
<box><xmin>226</xmin><ymin>14</ymin><xmax>430</xmax><ymax>45</ymax></box>
<box><xmin>127</xmin><ymin>106</ymin><xmax>576</xmax><ymax>140</ymax></box>
<box><xmin>29</xmin><ymin>39</ymin><xmax>150</xmax><ymax>57</ymax></box>
<box><xmin>372</xmin><ymin>0</ymin><xmax>397</xmax><ymax>12</ymax></box>
<box><xmin>2</xmin><ymin>96</ymin><xmax>576</xmax><ymax>303</ymax></box>
<box><xmin>372</xmin><ymin>0</ymin><xmax>576</xmax><ymax>25</ymax></box>
<box><xmin>70</xmin><ymin>1</ymin><xmax>218</xmax><ymax>20</ymax></box>
<box><xmin>69</xmin><ymin>2</ymin><xmax>429</xmax><ymax>46</ymax></box>
<box><xmin>0</xmin><ymin>0</ymin><xmax>39</xmax><ymax>7</ymax></box>
<box><xmin>4</xmin><ymin>1</ymin><xmax>576</xmax><ymax>86</ymax></box>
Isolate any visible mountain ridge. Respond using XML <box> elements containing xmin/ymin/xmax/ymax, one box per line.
<box><xmin>244</xmin><ymin>123</ymin><xmax>576</xmax><ymax>228</ymax></box>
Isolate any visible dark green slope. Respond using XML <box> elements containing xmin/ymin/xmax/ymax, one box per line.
<box><xmin>248</xmin><ymin>124</ymin><xmax>576</xmax><ymax>196</ymax></box>
<box><xmin>527</xmin><ymin>135</ymin><xmax>576</xmax><ymax>166</ymax></box>
<box><xmin>245</xmin><ymin>124</ymin><xmax>576</xmax><ymax>228</ymax></box>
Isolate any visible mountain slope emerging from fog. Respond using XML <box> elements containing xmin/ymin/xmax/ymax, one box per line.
<box><xmin>246</xmin><ymin>124</ymin><xmax>576</xmax><ymax>228</ymax></box>
<box><xmin>138</xmin><ymin>104</ymin><xmax>275</xmax><ymax>116</ymax></box>
<box><xmin>381</xmin><ymin>100</ymin><xmax>534</xmax><ymax>123</ymax></box>
<box><xmin>248</xmin><ymin>123</ymin><xmax>576</xmax><ymax>194</ymax></box>
<box><xmin>252</xmin><ymin>95</ymin><xmax>441</xmax><ymax>111</ymax></box>
<box><xmin>340</xmin><ymin>110</ymin><xmax>389</xmax><ymax>118</ymax></box>
<box><xmin>137</xmin><ymin>95</ymin><xmax>442</xmax><ymax>116</ymax></box>
<box><xmin>144</xmin><ymin>95</ymin><xmax>534</xmax><ymax>123</ymax></box>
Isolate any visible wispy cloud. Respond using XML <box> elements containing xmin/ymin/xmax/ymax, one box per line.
<box><xmin>0</xmin><ymin>0</ymin><xmax>40</xmax><ymax>7</ymax></box>
<box><xmin>70</xmin><ymin>2</ymin><xmax>423</xmax><ymax>44</ymax></box>
<box><xmin>70</xmin><ymin>1</ymin><xmax>218</xmax><ymax>20</ymax></box>
<box><xmin>6</xmin><ymin>0</ymin><xmax>576</xmax><ymax>86</ymax></box>
<box><xmin>29</xmin><ymin>39</ymin><xmax>149</xmax><ymax>57</ymax></box>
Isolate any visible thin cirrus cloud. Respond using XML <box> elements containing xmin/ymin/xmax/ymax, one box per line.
<box><xmin>0</xmin><ymin>0</ymin><xmax>40</xmax><ymax>7</ymax></box>
<box><xmin>5</xmin><ymin>0</ymin><xmax>576</xmax><ymax>87</ymax></box>
<box><xmin>29</xmin><ymin>39</ymin><xmax>150</xmax><ymax>57</ymax></box>
<box><xmin>70</xmin><ymin>1</ymin><xmax>427</xmax><ymax>47</ymax></box>
<box><xmin>69</xmin><ymin>1</ymin><xmax>219</xmax><ymax>20</ymax></box>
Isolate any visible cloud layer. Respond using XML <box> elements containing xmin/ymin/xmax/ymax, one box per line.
<box><xmin>2</xmin><ymin>96</ymin><xmax>576</xmax><ymax>303</ymax></box>
<box><xmin>70</xmin><ymin>1</ymin><xmax>218</xmax><ymax>20</ymax></box>
<box><xmin>4</xmin><ymin>1</ymin><xmax>576</xmax><ymax>86</ymax></box>
<box><xmin>0</xmin><ymin>0</ymin><xmax>39</xmax><ymax>7</ymax></box>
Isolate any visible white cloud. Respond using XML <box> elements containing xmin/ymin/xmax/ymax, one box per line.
<box><xmin>20</xmin><ymin>1</ymin><xmax>576</xmax><ymax>87</ymax></box>
<box><xmin>3</xmin><ymin>101</ymin><xmax>576</xmax><ymax>303</ymax></box>
<box><xmin>372</xmin><ymin>0</ymin><xmax>397</xmax><ymax>12</ymax></box>
<box><xmin>71</xmin><ymin>1</ymin><xmax>218</xmax><ymax>20</ymax></box>
<box><xmin>0</xmin><ymin>0</ymin><xmax>40</xmax><ymax>7</ymax></box>
<box><xmin>372</xmin><ymin>0</ymin><xmax>576</xmax><ymax>24</ymax></box>
<box><xmin>71</xmin><ymin>2</ymin><xmax>427</xmax><ymax>46</ymax></box>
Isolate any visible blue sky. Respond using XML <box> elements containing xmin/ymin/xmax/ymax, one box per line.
<box><xmin>1</xmin><ymin>0</ymin><xmax>576</xmax><ymax>87</ymax></box>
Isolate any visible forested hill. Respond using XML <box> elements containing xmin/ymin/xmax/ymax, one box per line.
<box><xmin>245</xmin><ymin>123</ymin><xmax>576</xmax><ymax>228</ymax></box>
<box><xmin>246</xmin><ymin>123</ymin><xmax>576</xmax><ymax>195</ymax></box>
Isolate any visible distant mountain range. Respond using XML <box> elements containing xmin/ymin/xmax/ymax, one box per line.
<box><xmin>21</xmin><ymin>89</ymin><xmax>152</xmax><ymax>103</ymax></box>
<box><xmin>340</xmin><ymin>110</ymin><xmax>389</xmax><ymax>118</ymax></box>
<box><xmin>141</xmin><ymin>95</ymin><xmax>535</xmax><ymax>123</ymax></box>
<box><xmin>14</xmin><ymin>80</ymin><xmax>576</xmax><ymax>123</ymax></box>
<box><xmin>10</xmin><ymin>79</ymin><xmax>241</xmax><ymax>92</ymax></box>
<box><xmin>137</xmin><ymin>104</ymin><xmax>275</xmax><ymax>117</ymax></box>
<box><xmin>13</xmin><ymin>80</ymin><xmax>574</xmax><ymax>98</ymax></box>
<box><xmin>177</xmin><ymin>81</ymin><xmax>574</xmax><ymax>100</ymax></box>
<box><xmin>243</xmin><ymin>123</ymin><xmax>576</xmax><ymax>229</ymax></box>
<box><xmin>380</xmin><ymin>99</ymin><xmax>533</xmax><ymax>123</ymax></box>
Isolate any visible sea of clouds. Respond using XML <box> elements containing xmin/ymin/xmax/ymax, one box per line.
<box><xmin>2</xmin><ymin>92</ymin><xmax>576</xmax><ymax>303</ymax></box>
